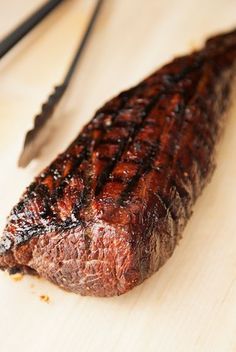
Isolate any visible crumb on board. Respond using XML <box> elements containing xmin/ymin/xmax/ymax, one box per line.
<box><xmin>39</xmin><ymin>294</ymin><xmax>50</xmax><ymax>303</ymax></box>
<box><xmin>10</xmin><ymin>273</ymin><xmax>24</xmax><ymax>282</ymax></box>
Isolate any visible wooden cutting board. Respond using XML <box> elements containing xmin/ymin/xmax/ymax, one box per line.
<box><xmin>0</xmin><ymin>1</ymin><xmax>236</xmax><ymax>351</ymax></box>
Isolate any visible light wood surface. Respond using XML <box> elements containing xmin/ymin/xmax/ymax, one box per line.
<box><xmin>0</xmin><ymin>1</ymin><xmax>236</xmax><ymax>351</ymax></box>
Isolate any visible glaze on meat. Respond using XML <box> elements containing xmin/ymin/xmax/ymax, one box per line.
<box><xmin>0</xmin><ymin>29</ymin><xmax>236</xmax><ymax>296</ymax></box>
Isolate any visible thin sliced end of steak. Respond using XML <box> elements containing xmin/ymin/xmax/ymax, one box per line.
<box><xmin>0</xmin><ymin>29</ymin><xmax>236</xmax><ymax>296</ymax></box>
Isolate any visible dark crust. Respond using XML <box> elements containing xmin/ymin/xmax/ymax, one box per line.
<box><xmin>0</xmin><ymin>29</ymin><xmax>236</xmax><ymax>296</ymax></box>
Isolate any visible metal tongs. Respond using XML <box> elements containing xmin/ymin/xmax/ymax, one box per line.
<box><xmin>0</xmin><ymin>0</ymin><xmax>103</xmax><ymax>167</ymax></box>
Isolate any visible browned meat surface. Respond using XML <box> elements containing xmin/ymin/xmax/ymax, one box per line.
<box><xmin>0</xmin><ymin>29</ymin><xmax>236</xmax><ymax>296</ymax></box>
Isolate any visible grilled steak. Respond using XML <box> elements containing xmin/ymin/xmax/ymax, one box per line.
<box><xmin>0</xmin><ymin>29</ymin><xmax>236</xmax><ymax>297</ymax></box>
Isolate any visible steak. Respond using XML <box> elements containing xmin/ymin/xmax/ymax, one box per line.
<box><xmin>0</xmin><ymin>29</ymin><xmax>236</xmax><ymax>296</ymax></box>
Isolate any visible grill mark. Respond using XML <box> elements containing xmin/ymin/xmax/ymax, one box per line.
<box><xmin>92</xmin><ymin>83</ymin><xmax>148</xmax><ymax>144</ymax></box>
<box><xmin>70</xmin><ymin>150</ymin><xmax>96</xmax><ymax>224</ymax></box>
<box><xmin>99</xmin><ymin>138</ymin><xmax>122</xmax><ymax>146</ymax></box>
<box><xmin>26</xmin><ymin>146</ymin><xmax>91</xmax><ymax>229</ymax></box>
<box><xmin>95</xmin><ymin>93</ymin><xmax>163</xmax><ymax>196</ymax></box>
<box><xmin>118</xmin><ymin>141</ymin><xmax>161</xmax><ymax>205</ymax></box>
<box><xmin>110</xmin><ymin>175</ymin><xmax>126</xmax><ymax>184</ymax></box>
<box><xmin>33</xmin><ymin>184</ymin><xmax>54</xmax><ymax>219</ymax></box>
<box><xmin>96</xmin><ymin>97</ymin><xmax>185</xmax><ymax>196</ymax></box>
<box><xmin>142</xmin><ymin>120</ymin><xmax>158</xmax><ymax>127</ymax></box>
<box><xmin>39</xmin><ymin>142</ymin><xmax>84</xmax><ymax>183</ymax></box>
<box><xmin>95</xmin><ymin>58</ymin><xmax>207</xmax><ymax>198</ymax></box>
<box><xmin>169</xmin><ymin>63</ymin><xmax>219</xmax><ymax>196</ymax></box>
<box><xmin>95</xmin><ymin>94</ymin><xmax>165</xmax><ymax>196</ymax></box>
<box><xmin>135</xmin><ymin>138</ymin><xmax>159</xmax><ymax>149</ymax></box>
<box><xmin>122</xmin><ymin>158</ymin><xmax>144</xmax><ymax>165</ymax></box>
<box><xmin>117</xmin><ymin>149</ymin><xmax>161</xmax><ymax>205</ymax></box>
<box><xmin>41</xmin><ymin>155</ymin><xmax>90</xmax><ymax>225</ymax></box>
<box><xmin>118</xmin><ymin>63</ymin><xmax>207</xmax><ymax>208</ymax></box>
<box><xmin>92</xmin><ymin>90</ymin><xmax>136</xmax><ymax>147</ymax></box>
<box><xmin>112</xmin><ymin>120</ymin><xmax>136</xmax><ymax>128</ymax></box>
<box><xmin>55</xmin><ymin>88</ymin><xmax>141</xmax><ymax>224</ymax></box>
<box><xmin>47</xmin><ymin>92</ymin><xmax>136</xmax><ymax>211</ymax></box>
<box><xmin>11</xmin><ymin>184</ymin><xmax>54</xmax><ymax>233</ymax></box>
<box><xmin>97</xmin><ymin>155</ymin><xmax>113</xmax><ymax>162</ymax></box>
<box><xmin>11</xmin><ymin>218</ymin><xmax>84</xmax><ymax>248</ymax></box>
<box><xmin>71</xmin><ymin>178</ymin><xmax>91</xmax><ymax>222</ymax></box>
<box><xmin>157</xmin><ymin>62</ymin><xmax>218</xmax><ymax>209</ymax></box>
<box><xmin>10</xmin><ymin>164</ymin><xmax>91</xmax><ymax>247</ymax></box>
<box><xmin>36</xmin><ymin>89</ymin><xmax>136</xmax><ymax>198</ymax></box>
<box><xmin>95</xmin><ymin>139</ymin><xmax>127</xmax><ymax>196</ymax></box>
<box><xmin>36</xmin><ymin>143</ymin><xmax>88</xmax><ymax>198</ymax></box>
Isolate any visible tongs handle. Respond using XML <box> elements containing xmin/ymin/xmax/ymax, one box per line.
<box><xmin>0</xmin><ymin>0</ymin><xmax>64</xmax><ymax>59</ymax></box>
